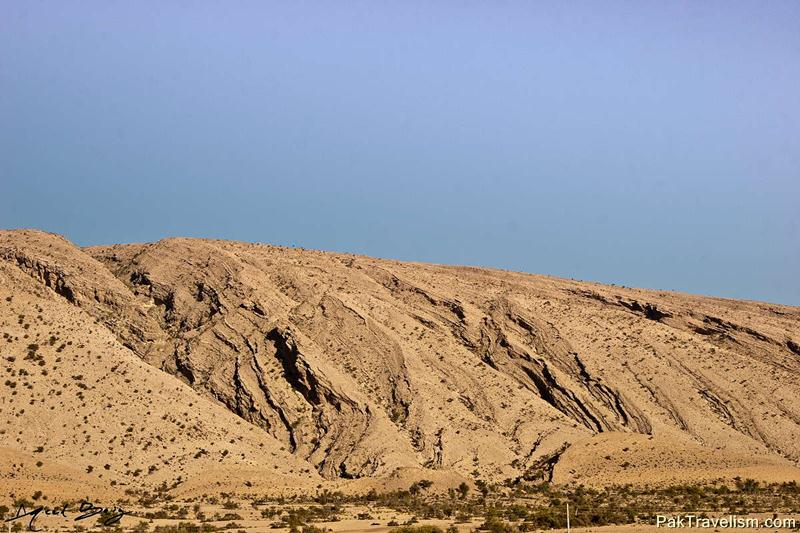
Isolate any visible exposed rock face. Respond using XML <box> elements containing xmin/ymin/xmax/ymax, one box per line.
<box><xmin>2</xmin><ymin>229</ymin><xmax>800</xmax><ymax>487</ymax></box>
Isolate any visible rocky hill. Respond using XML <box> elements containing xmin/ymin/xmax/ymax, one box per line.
<box><xmin>2</xmin><ymin>229</ymin><xmax>799</xmax><ymax>498</ymax></box>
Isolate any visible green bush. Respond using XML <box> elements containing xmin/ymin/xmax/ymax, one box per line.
<box><xmin>390</xmin><ymin>526</ymin><xmax>443</xmax><ymax>533</ymax></box>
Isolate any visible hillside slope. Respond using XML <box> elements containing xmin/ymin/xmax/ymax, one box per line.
<box><xmin>2</xmin><ymin>229</ymin><xmax>800</xmax><ymax>496</ymax></box>
<box><xmin>0</xmin><ymin>232</ymin><xmax>320</xmax><ymax>499</ymax></box>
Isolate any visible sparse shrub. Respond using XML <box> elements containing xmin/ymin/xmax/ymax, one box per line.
<box><xmin>390</xmin><ymin>527</ymin><xmax>443</xmax><ymax>533</ymax></box>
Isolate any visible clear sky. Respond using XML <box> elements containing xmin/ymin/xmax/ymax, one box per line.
<box><xmin>1</xmin><ymin>2</ymin><xmax>798</xmax><ymax>305</ymax></box>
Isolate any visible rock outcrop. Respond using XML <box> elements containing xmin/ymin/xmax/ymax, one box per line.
<box><xmin>2</xmin><ymin>229</ymin><xmax>800</xmax><ymax>491</ymax></box>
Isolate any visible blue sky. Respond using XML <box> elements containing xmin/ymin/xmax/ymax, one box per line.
<box><xmin>1</xmin><ymin>1</ymin><xmax>798</xmax><ymax>305</ymax></box>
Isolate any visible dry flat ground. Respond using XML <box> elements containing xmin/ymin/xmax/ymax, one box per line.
<box><xmin>3</xmin><ymin>495</ymin><xmax>799</xmax><ymax>533</ymax></box>
<box><xmin>1</xmin><ymin>229</ymin><xmax>799</xmax><ymax>507</ymax></box>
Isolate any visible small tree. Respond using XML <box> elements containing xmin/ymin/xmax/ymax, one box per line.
<box><xmin>476</xmin><ymin>480</ymin><xmax>489</xmax><ymax>499</ymax></box>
